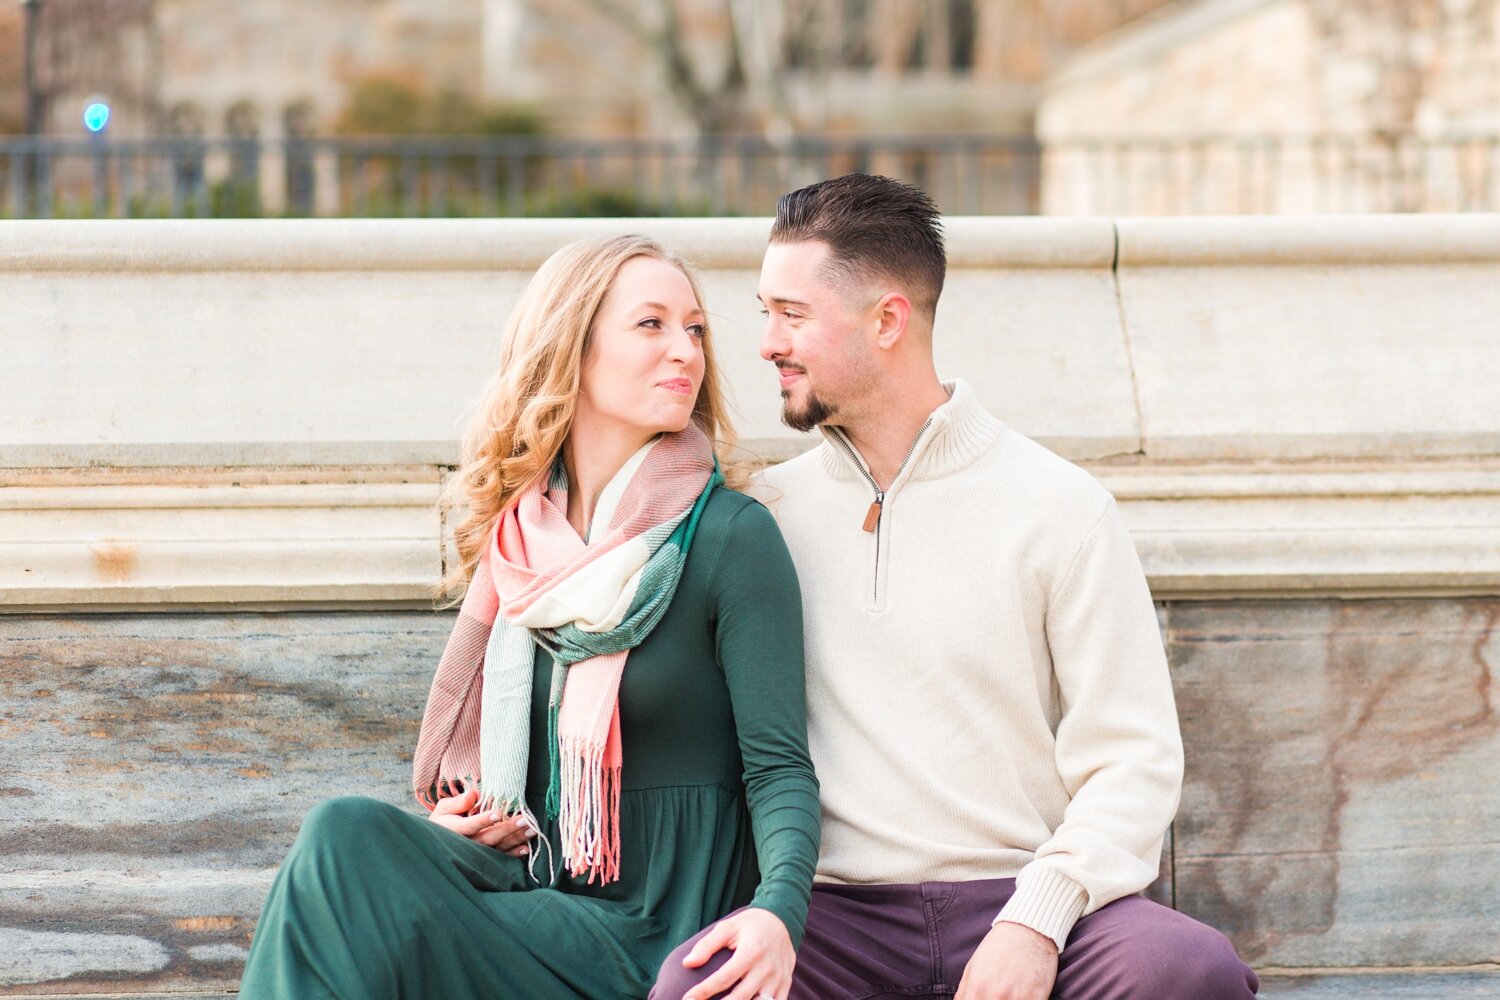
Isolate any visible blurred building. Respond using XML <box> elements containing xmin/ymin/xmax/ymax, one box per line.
<box><xmin>1</xmin><ymin>0</ymin><xmax>485</xmax><ymax>141</ymax></box>
<box><xmin>0</xmin><ymin>5</ymin><xmax>22</xmax><ymax>133</ymax></box>
<box><xmin>1</xmin><ymin>0</ymin><xmax>1174</xmax><ymax>140</ymax></box>
<box><xmin>8</xmin><ymin>0</ymin><xmax>1497</xmax><ymax>217</ymax></box>
<box><xmin>1039</xmin><ymin>0</ymin><xmax>1500</xmax><ymax>213</ymax></box>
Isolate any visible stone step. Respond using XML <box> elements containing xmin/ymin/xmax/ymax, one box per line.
<box><xmin>7</xmin><ymin>972</ymin><xmax>1500</xmax><ymax>1000</ymax></box>
<box><xmin>1258</xmin><ymin>970</ymin><xmax>1500</xmax><ymax>999</ymax></box>
<box><xmin>17</xmin><ymin>973</ymin><xmax>1500</xmax><ymax>998</ymax></box>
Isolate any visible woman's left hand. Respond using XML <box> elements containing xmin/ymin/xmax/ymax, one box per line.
<box><xmin>680</xmin><ymin>907</ymin><xmax>795</xmax><ymax>1000</ymax></box>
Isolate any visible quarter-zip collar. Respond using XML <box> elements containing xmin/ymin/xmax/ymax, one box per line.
<box><xmin>816</xmin><ymin>378</ymin><xmax>1005</xmax><ymax>486</ymax></box>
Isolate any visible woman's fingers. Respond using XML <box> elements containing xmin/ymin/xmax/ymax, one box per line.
<box><xmin>682</xmin><ymin>920</ymin><xmax>735</xmax><ymax>969</ymax></box>
<box><xmin>684</xmin><ymin>950</ymin><xmax>754</xmax><ymax>1000</ymax></box>
<box><xmin>429</xmin><ymin>797</ymin><xmax>505</xmax><ymax>838</ymax></box>
<box><xmin>426</xmin><ymin>795</ymin><xmax>542</xmax><ymax>853</ymax></box>
<box><xmin>473</xmin><ymin>815</ymin><xmax>537</xmax><ymax>849</ymax></box>
<box><xmin>430</xmin><ymin>787</ymin><xmax>478</xmax><ymax>816</ymax></box>
<box><xmin>723</xmin><ymin>969</ymin><xmax>774</xmax><ymax>1000</ymax></box>
<box><xmin>681</xmin><ymin>909</ymin><xmax>795</xmax><ymax>1000</ymax></box>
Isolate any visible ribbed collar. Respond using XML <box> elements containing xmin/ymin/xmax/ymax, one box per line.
<box><xmin>816</xmin><ymin>378</ymin><xmax>1006</xmax><ymax>486</ymax></box>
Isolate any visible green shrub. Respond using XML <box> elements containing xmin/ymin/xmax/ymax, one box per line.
<box><xmin>337</xmin><ymin>75</ymin><xmax>543</xmax><ymax>137</ymax></box>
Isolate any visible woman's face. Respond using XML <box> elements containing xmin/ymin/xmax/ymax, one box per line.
<box><xmin>576</xmin><ymin>256</ymin><xmax>707</xmax><ymax>440</ymax></box>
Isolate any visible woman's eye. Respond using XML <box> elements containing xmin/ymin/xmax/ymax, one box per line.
<box><xmin>688</xmin><ymin>324</ymin><xmax>706</xmax><ymax>339</ymax></box>
<box><xmin>638</xmin><ymin>318</ymin><xmax>662</xmax><ymax>329</ymax></box>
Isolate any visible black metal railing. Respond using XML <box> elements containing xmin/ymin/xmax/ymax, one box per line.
<box><xmin>1044</xmin><ymin>132</ymin><xmax>1500</xmax><ymax>215</ymax></box>
<box><xmin>2</xmin><ymin>131</ymin><xmax>1497</xmax><ymax>219</ymax></box>
<box><xmin>0</xmin><ymin>133</ymin><xmax>1042</xmax><ymax>219</ymax></box>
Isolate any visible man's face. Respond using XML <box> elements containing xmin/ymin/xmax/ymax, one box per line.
<box><xmin>757</xmin><ymin>240</ymin><xmax>878</xmax><ymax>432</ymax></box>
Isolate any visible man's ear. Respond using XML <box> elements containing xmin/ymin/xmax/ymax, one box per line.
<box><xmin>874</xmin><ymin>292</ymin><xmax>912</xmax><ymax>350</ymax></box>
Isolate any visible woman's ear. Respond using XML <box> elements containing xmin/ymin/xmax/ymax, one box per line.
<box><xmin>874</xmin><ymin>292</ymin><xmax>913</xmax><ymax>351</ymax></box>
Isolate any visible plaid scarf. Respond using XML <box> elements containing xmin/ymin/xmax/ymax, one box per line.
<box><xmin>413</xmin><ymin>425</ymin><xmax>721</xmax><ymax>884</ymax></box>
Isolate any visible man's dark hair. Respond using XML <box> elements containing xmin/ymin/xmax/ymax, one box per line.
<box><xmin>770</xmin><ymin>173</ymin><xmax>946</xmax><ymax>318</ymax></box>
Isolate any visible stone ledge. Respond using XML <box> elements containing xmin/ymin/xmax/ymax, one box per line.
<box><xmin>10</xmin><ymin>215</ymin><xmax>1496</xmax><ymax>471</ymax></box>
<box><xmin>4</xmin><ymin>459</ymin><xmax>1499</xmax><ymax>609</ymax></box>
<box><xmin>0</xmin><ymin>474</ymin><xmax>444</xmax><ymax>609</ymax></box>
<box><xmin>1117</xmin><ymin>213</ymin><xmax>1500</xmax><ymax>266</ymax></box>
<box><xmin>0</xmin><ymin>216</ymin><xmax>1119</xmax><ymax>272</ymax></box>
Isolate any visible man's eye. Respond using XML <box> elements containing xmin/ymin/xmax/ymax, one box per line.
<box><xmin>758</xmin><ymin>308</ymin><xmax>769</xmax><ymax>317</ymax></box>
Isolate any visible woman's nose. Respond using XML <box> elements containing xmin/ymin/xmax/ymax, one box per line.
<box><xmin>666</xmin><ymin>326</ymin><xmax>695</xmax><ymax>363</ymax></box>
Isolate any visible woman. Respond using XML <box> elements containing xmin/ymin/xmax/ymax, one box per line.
<box><xmin>239</xmin><ymin>235</ymin><xmax>820</xmax><ymax>1000</ymax></box>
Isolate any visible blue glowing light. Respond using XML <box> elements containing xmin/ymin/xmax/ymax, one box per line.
<box><xmin>83</xmin><ymin>102</ymin><xmax>111</xmax><ymax>133</ymax></box>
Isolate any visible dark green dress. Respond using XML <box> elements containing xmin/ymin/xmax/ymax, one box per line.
<box><xmin>238</xmin><ymin>490</ymin><xmax>820</xmax><ymax>999</ymax></box>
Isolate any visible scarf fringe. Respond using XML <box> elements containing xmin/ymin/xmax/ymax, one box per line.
<box><xmin>471</xmin><ymin>784</ymin><xmax>558</xmax><ymax>887</ymax></box>
<box><xmin>556</xmin><ymin>735</ymin><xmax>622</xmax><ymax>885</ymax></box>
<box><xmin>417</xmin><ymin>774</ymin><xmax>480</xmax><ymax>810</ymax></box>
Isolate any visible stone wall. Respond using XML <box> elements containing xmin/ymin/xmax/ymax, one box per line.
<box><xmin>2</xmin><ymin>215</ymin><xmax>1498</xmax><ymax>991</ymax></box>
<box><xmin>6</xmin><ymin>215</ymin><xmax>1498</xmax><ymax>606</ymax></box>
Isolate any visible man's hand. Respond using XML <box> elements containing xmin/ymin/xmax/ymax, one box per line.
<box><xmin>955</xmin><ymin>920</ymin><xmax>1059</xmax><ymax>1000</ymax></box>
<box><xmin>680</xmin><ymin>907</ymin><xmax>795</xmax><ymax>1000</ymax></box>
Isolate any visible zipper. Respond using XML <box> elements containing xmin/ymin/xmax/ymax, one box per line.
<box><xmin>831</xmin><ymin>418</ymin><xmax>934</xmax><ymax>604</ymax></box>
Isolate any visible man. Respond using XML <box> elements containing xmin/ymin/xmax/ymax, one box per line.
<box><xmin>654</xmin><ymin>175</ymin><xmax>1258</xmax><ymax>1000</ymax></box>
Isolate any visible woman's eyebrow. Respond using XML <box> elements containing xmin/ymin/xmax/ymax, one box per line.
<box><xmin>636</xmin><ymin>301</ymin><xmax>705</xmax><ymax>317</ymax></box>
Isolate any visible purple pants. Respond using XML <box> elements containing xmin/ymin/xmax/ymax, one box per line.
<box><xmin>652</xmin><ymin>878</ymin><xmax>1259</xmax><ymax>1000</ymax></box>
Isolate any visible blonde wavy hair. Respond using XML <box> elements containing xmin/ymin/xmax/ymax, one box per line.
<box><xmin>440</xmin><ymin>234</ymin><xmax>740</xmax><ymax>599</ymax></box>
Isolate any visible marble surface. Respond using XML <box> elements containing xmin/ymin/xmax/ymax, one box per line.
<box><xmin>3</xmin><ymin>599</ymin><xmax>1497</xmax><ymax>990</ymax></box>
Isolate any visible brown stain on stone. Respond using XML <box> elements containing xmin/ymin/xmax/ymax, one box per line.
<box><xmin>1173</xmin><ymin>598</ymin><xmax>1499</xmax><ymax>965</ymax></box>
<box><xmin>1174</xmin><ymin>616</ymin><xmax>1285</xmax><ymax>963</ymax></box>
<box><xmin>173</xmin><ymin>914</ymin><xmax>248</xmax><ymax>933</ymax></box>
<box><xmin>91</xmin><ymin>543</ymin><xmax>139</xmax><ymax>581</ymax></box>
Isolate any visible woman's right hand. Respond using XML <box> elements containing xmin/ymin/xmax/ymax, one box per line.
<box><xmin>427</xmin><ymin>787</ymin><xmax>538</xmax><ymax>857</ymax></box>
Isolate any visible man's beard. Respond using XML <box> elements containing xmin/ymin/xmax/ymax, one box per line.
<box><xmin>781</xmin><ymin>384</ymin><xmax>837</xmax><ymax>433</ymax></box>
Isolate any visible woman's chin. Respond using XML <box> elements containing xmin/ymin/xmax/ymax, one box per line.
<box><xmin>646</xmin><ymin>407</ymin><xmax>698</xmax><ymax>437</ymax></box>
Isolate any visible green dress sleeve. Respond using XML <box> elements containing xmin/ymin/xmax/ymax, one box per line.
<box><xmin>709</xmin><ymin>498</ymin><xmax>822</xmax><ymax>948</ymax></box>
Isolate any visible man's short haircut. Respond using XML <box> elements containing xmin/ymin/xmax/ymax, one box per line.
<box><xmin>770</xmin><ymin>173</ymin><xmax>946</xmax><ymax>319</ymax></box>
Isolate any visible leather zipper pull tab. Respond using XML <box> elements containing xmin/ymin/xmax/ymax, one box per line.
<box><xmin>861</xmin><ymin>497</ymin><xmax>882</xmax><ymax>532</ymax></box>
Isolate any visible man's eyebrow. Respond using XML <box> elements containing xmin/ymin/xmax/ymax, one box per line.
<box><xmin>755</xmin><ymin>294</ymin><xmax>811</xmax><ymax>307</ymax></box>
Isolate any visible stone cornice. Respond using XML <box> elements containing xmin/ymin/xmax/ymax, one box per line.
<box><xmin>4</xmin><ymin>459</ymin><xmax>1498</xmax><ymax>609</ymax></box>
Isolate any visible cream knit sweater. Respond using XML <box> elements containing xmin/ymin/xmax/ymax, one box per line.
<box><xmin>755</xmin><ymin>379</ymin><xmax>1183</xmax><ymax>950</ymax></box>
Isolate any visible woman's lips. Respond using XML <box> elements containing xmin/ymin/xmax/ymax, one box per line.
<box><xmin>659</xmin><ymin>378</ymin><xmax>693</xmax><ymax>395</ymax></box>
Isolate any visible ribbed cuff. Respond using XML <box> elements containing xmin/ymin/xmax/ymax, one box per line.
<box><xmin>749</xmin><ymin>891</ymin><xmax>808</xmax><ymax>951</ymax></box>
<box><xmin>994</xmin><ymin>863</ymin><xmax>1089</xmax><ymax>952</ymax></box>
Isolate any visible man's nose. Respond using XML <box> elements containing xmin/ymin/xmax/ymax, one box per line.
<box><xmin>760</xmin><ymin>321</ymin><xmax>787</xmax><ymax>363</ymax></box>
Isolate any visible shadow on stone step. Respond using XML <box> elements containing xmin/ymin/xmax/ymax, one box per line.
<box><xmin>1257</xmin><ymin>970</ymin><xmax>1500</xmax><ymax>999</ymax></box>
